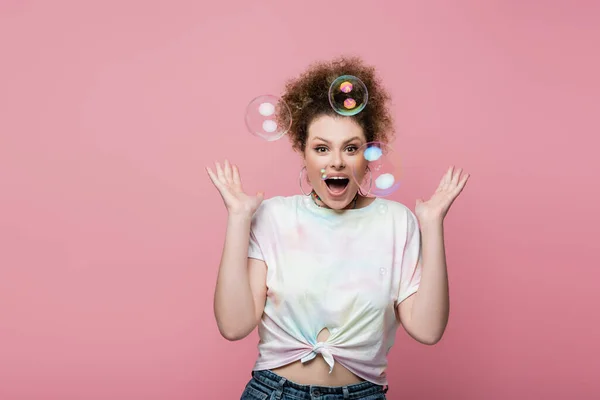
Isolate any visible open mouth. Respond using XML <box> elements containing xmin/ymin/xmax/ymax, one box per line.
<box><xmin>324</xmin><ymin>177</ymin><xmax>350</xmax><ymax>195</ymax></box>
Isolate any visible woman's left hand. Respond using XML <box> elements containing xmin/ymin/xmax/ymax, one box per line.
<box><xmin>415</xmin><ymin>166</ymin><xmax>470</xmax><ymax>224</ymax></box>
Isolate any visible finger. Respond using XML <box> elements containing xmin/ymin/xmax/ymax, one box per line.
<box><xmin>206</xmin><ymin>167</ymin><xmax>224</xmax><ymax>190</ymax></box>
<box><xmin>444</xmin><ymin>166</ymin><xmax>454</xmax><ymax>185</ymax></box>
<box><xmin>438</xmin><ymin>166</ymin><xmax>453</xmax><ymax>191</ymax></box>
<box><xmin>436</xmin><ymin>166</ymin><xmax>451</xmax><ymax>190</ymax></box>
<box><xmin>435</xmin><ymin>176</ymin><xmax>445</xmax><ymax>191</ymax></box>
<box><xmin>452</xmin><ymin>173</ymin><xmax>470</xmax><ymax>196</ymax></box>
<box><xmin>458</xmin><ymin>173</ymin><xmax>470</xmax><ymax>191</ymax></box>
<box><xmin>451</xmin><ymin>168</ymin><xmax>463</xmax><ymax>187</ymax></box>
<box><xmin>215</xmin><ymin>161</ymin><xmax>225</xmax><ymax>182</ymax></box>
<box><xmin>232</xmin><ymin>164</ymin><xmax>242</xmax><ymax>187</ymax></box>
<box><xmin>224</xmin><ymin>159</ymin><xmax>233</xmax><ymax>183</ymax></box>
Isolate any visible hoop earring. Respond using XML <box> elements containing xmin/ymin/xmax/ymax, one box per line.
<box><xmin>358</xmin><ymin>166</ymin><xmax>373</xmax><ymax>197</ymax></box>
<box><xmin>298</xmin><ymin>166</ymin><xmax>313</xmax><ymax>196</ymax></box>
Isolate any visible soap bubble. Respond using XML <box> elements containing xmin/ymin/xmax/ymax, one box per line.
<box><xmin>245</xmin><ymin>95</ymin><xmax>292</xmax><ymax>141</ymax></box>
<box><xmin>328</xmin><ymin>75</ymin><xmax>368</xmax><ymax>116</ymax></box>
<box><xmin>258</xmin><ymin>102</ymin><xmax>275</xmax><ymax>116</ymax></box>
<box><xmin>351</xmin><ymin>142</ymin><xmax>402</xmax><ymax>197</ymax></box>
<box><xmin>377</xmin><ymin>203</ymin><xmax>388</xmax><ymax>215</ymax></box>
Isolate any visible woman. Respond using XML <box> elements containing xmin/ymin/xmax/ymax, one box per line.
<box><xmin>207</xmin><ymin>56</ymin><xmax>469</xmax><ymax>400</ymax></box>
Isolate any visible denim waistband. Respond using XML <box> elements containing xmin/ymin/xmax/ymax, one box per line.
<box><xmin>250</xmin><ymin>369</ymin><xmax>388</xmax><ymax>399</ymax></box>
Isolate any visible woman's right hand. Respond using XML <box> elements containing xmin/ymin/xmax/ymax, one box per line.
<box><xmin>206</xmin><ymin>160</ymin><xmax>264</xmax><ymax>216</ymax></box>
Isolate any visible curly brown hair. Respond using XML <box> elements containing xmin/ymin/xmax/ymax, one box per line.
<box><xmin>280</xmin><ymin>55</ymin><xmax>394</xmax><ymax>153</ymax></box>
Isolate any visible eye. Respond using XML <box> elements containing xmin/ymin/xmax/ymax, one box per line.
<box><xmin>346</xmin><ymin>145</ymin><xmax>358</xmax><ymax>153</ymax></box>
<box><xmin>315</xmin><ymin>146</ymin><xmax>328</xmax><ymax>153</ymax></box>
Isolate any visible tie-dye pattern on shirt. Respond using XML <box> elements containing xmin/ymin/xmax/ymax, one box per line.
<box><xmin>247</xmin><ymin>195</ymin><xmax>422</xmax><ymax>385</ymax></box>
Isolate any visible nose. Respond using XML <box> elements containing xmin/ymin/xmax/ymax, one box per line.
<box><xmin>330</xmin><ymin>151</ymin><xmax>346</xmax><ymax>169</ymax></box>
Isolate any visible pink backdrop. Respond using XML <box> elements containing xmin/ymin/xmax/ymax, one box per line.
<box><xmin>1</xmin><ymin>1</ymin><xmax>599</xmax><ymax>399</ymax></box>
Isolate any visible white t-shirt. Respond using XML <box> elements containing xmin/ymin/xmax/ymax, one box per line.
<box><xmin>248</xmin><ymin>194</ymin><xmax>423</xmax><ymax>386</ymax></box>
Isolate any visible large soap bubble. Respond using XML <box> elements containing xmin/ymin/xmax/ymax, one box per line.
<box><xmin>245</xmin><ymin>95</ymin><xmax>292</xmax><ymax>141</ymax></box>
<box><xmin>351</xmin><ymin>142</ymin><xmax>402</xmax><ymax>197</ymax></box>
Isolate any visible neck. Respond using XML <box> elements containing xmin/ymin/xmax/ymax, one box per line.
<box><xmin>311</xmin><ymin>191</ymin><xmax>359</xmax><ymax>210</ymax></box>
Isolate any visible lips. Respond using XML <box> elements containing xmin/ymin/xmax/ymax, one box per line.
<box><xmin>324</xmin><ymin>176</ymin><xmax>350</xmax><ymax>195</ymax></box>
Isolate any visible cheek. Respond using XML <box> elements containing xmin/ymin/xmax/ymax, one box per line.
<box><xmin>310</xmin><ymin>168</ymin><xmax>327</xmax><ymax>185</ymax></box>
<box><xmin>305</xmin><ymin>158</ymin><xmax>326</xmax><ymax>181</ymax></box>
<box><xmin>348</xmin><ymin>158</ymin><xmax>368</xmax><ymax>179</ymax></box>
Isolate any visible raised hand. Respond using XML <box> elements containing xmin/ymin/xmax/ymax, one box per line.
<box><xmin>206</xmin><ymin>160</ymin><xmax>264</xmax><ymax>216</ymax></box>
<box><xmin>415</xmin><ymin>166</ymin><xmax>470</xmax><ymax>223</ymax></box>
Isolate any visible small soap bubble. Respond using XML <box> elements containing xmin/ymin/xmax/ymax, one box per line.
<box><xmin>340</xmin><ymin>81</ymin><xmax>353</xmax><ymax>93</ymax></box>
<box><xmin>351</xmin><ymin>142</ymin><xmax>402</xmax><ymax>197</ymax></box>
<box><xmin>258</xmin><ymin>102</ymin><xmax>275</xmax><ymax>116</ymax></box>
<box><xmin>364</xmin><ymin>146</ymin><xmax>383</xmax><ymax>162</ymax></box>
<box><xmin>375</xmin><ymin>173</ymin><xmax>395</xmax><ymax>190</ymax></box>
<box><xmin>262</xmin><ymin>120</ymin><xmax>277</xmax><ymax>133</ymax></box>
<box><xmin>379</xmin><ymin>267</ymin><xmax>386</xmax><ymax>275</ymax></box>
<box><xmin>245</xmin><ymin>95</ymin><xmax>292</xmax><ymax>141</ymax></box>
<box><xmin>328</xmin><ymin>75</ymin><xmax>368</xmax><ymax>116</ymax></box>
<box><xmin>377</xmin><ymin>203</ymin><xmax>388</xmax><ymax>214</ymax></box>
<box><xmin>343</xmin><ymin>98</ymin><xmax>356</xmax><ymax>109</ymax></box>
<box><xmin>320</xmin><ymin>168</ymin><xmax>327</xmax><ymax>180</ymax></box>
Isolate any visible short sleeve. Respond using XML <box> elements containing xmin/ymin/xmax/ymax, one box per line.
<box><xmin>396</xmin><ymin>208</ymin><xmax>423</xmax><ymax>306</ymax></box>
<box><xmin>247</xmin><ymin>202</ymin><xmax>268</xmax><ymax>261</ymax></box>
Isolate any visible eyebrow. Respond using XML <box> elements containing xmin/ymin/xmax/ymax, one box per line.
<box><xmin>313</xmin><ymin>136</ymin><xmax>362</xmax><ymax>144</ymax></box>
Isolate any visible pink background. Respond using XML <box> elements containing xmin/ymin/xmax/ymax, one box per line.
<box><xmin>1</xmin><ymin>1</ymin><xmax>599</xmax><ymax>399</ymax></box>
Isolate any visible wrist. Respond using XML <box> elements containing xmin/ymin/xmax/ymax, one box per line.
<box><xmin>227</xmin><ymin>211</ymin><xmax>253</xmax><ymax>223</ymax></box>
<box><xmin>418</xmin><ymin>218</ymin><xmax>444</xmax><ymax>231</ymax></box>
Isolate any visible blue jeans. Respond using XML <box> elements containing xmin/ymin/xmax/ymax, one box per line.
<box><xmin>241</xmin><ymin>370</ymin><xmax>388</xmax><ymax>400</ymax></box>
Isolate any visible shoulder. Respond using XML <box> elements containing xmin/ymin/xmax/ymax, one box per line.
<box><xmin>376</xmin><ymin>198</ymin><xmax>419</xmax><ymax>229</ymax></box>
<box><xmin>257</xmin><ymin>194</ymin><xmax>300</xmax><ymax>210</ymax></box>
<box><xmin>252</xmin><ymin>195</ymin><xmax>301</xmax><ymax>219</ymax></box>
<box><xmin>377</xmin><ymin>198</ymin><xmax>415</xmax><ymax>218</ymax></box>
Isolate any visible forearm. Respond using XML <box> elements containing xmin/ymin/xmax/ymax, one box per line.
<box><xmin>410</xmin><ymin>220</ymin><xmax>450</xmax><ymax>343</ymax></box>
<box><xmin>213</xmin><ymin>213</ymin><xmax>256</xmax><ymax>338</ymax></box>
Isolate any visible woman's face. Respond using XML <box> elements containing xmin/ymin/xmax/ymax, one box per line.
<box><xmin>303</xmin><ymin>115</ymin><xmax>368</xmax><ymax>210</ymax></box>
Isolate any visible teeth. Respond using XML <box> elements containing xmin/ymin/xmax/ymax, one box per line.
<box><xmin>329</xmin><ymin>177</ymin><xmax>347</xmax><ymax>179</ymax></box>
